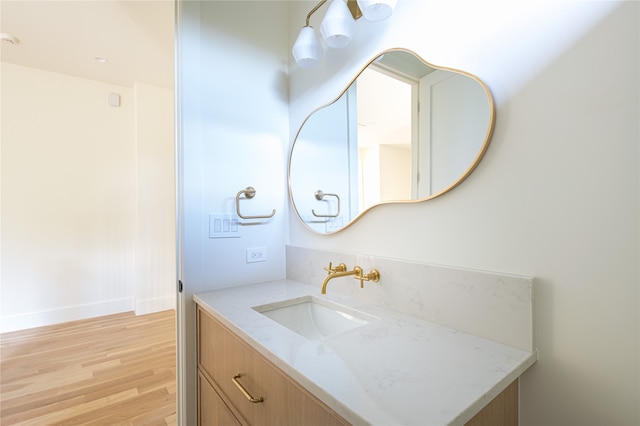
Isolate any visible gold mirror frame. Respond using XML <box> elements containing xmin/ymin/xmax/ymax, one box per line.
<box><xmin>288</xmin><ymin>48</ymin><xmax>496</xmax><ymax>234</ymax></box>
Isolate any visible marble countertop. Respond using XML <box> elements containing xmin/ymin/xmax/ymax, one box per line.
<box><xmin>194</xmin><ymin>279</ymin><xmax>536</xmax><ymax>425</ymax></box>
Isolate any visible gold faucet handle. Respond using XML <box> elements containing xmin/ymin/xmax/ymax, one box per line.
<box><xmin>364</xmin><ymin>269</ymin><xmax>380</xmax><ymax>282</ymax></box>
<box><xmin>324</xmin><ymin>262</ymin><xmax>347</xmax><ymax>274</ymax></box>
<box><xmin>354</xmin><ymin>268</ymin><xmax>380</xmax><ymax>288</ymax></box>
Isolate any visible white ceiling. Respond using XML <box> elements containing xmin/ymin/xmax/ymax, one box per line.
<box><xmin>1</xmin><ymin>0</ymin><xmax>174</xmax><ymax>89</ymax></box>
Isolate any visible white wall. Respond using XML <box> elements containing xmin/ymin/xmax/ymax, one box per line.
<box><xmin>175</xmin><ymin>2</ymin><xmax>289</xmax><ymax>424</ymax></box>
<box><xmin>288</xmin><ymin>1</ymin><xmax>638</xmax><ymax>425</ymax></box>
<box><xmin>1</xmin><ymin>63</ymin><xmax>136</xmax><ymax>331</ymax></box>
<box><xmin>379</xmin><ymin>144</ymin><xmax>410</xmax><ymax>200</ymax></box>
<box><xmin>0</xmin><ymin>63</ymin><xmax>175</xmax><ymax>332</ymax></box>
<box><xmin>134</xmin><ymin>82</ymin><xmax>176</xmax><ymax>315</ymax></box>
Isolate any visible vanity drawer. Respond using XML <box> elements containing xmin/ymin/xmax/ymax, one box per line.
<box><xmin>197</xmin><ymin>306</ymin><xmax>348</xmax><ymax>426</ymax></box>
<box><xmin>198</xmin><ymin>370</ymin><xmax>242</xmax><ymax>426</ymax></box>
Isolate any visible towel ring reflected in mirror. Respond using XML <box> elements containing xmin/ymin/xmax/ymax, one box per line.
<box><xmin>312</xmin><ymin>190</ymin><xmax>341</xmax><ymax>218</ymax></box>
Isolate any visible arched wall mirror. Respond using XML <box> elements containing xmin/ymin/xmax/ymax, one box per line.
<box><xmin>288</xmin><ymin>49</ymin><xmax>495</xmax><ymax>234</ymax></box>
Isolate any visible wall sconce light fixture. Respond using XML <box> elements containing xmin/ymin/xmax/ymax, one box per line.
<box><xmin>292</xmin><ymin>0</ymin><xmax>398</xmax><ymax>68</ymax></box>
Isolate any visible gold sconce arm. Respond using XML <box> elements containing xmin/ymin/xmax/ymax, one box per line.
<box><xmin>305</xmin><ymin>0</ymin><xmax>327</xmax><ymax>26</ymax></box>
<box><xmin>305</xmin><ymin>0</ymin><xmax>362</xmax><ymax>26</ymax></box>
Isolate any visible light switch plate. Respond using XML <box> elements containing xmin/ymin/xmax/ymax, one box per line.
<box><xmin>209</xmin><ymin>213</ymin><xmax>241</xmax><ymax>238</ymax></box>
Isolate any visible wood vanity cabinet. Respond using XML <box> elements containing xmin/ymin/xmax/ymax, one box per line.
<box><xmin>196</xmin><ymin>306</ymin><xmax>349</xmax><ymax>426</ymax></box>
<box><xmin>465</xmin><ymin>379</ymin><xmax>518</xmax><ymax>426</ymax></box>
<box><xmin>198</xmin><ymin>370</ymin><xmax>242</xmax><ymax>426</ymax></box>
<box><xmin>197</xmin><ymin>304</ymin><xmax>518</xmax><ymax>426</ymax></box>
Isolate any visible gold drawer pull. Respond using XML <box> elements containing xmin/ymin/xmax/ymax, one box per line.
<box><xmin>232</xmin><ymin>374</ymin><xmax>264</xmax><ymax>403</ymax></box>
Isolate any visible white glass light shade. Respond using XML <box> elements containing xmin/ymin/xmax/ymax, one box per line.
<box><xmin>356</xmin><ymin>0</ymin><xmax>398</xmax><ymax>21</ymax></box>
<box><xmin>292</xmin><ymin>26</ymin><xmax>323</xmax><ymax>68</ymax></box>
<box><xmin>320</xmin><ymin>0</ymin><xmax>355</xmax><ymax>49</ymax></box>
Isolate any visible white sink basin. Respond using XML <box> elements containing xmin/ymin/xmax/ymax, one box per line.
<box><xmin>252</xmin><ymin>296</ymin><xmax>377</xmax><ymax>340</ymax></box>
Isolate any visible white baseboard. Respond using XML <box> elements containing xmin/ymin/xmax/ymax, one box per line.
<box><xmin>134</xmin><ymin>295</ymin><xmax>176</xmax><ymax>316</ymax></box>
<box><xmin>0</xmin><ymin>298</ymin><xmax>133</xmax><ymax>333</ymax></box>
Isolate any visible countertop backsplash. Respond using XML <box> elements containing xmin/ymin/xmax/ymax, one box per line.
<box><xmin>286</xmin><ymin>245</ymin><xmax>535</xmax><ymax>352</ymax></box>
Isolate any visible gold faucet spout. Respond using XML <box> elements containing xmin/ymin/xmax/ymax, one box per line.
<box><xmin>321</xmin><ymin>266</ymin><xmax>362</xmax><ymax>294</ymax></box>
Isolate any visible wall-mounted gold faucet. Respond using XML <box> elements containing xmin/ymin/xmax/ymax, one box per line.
<box><xmin>321</xmin><ymin>262</ymin><xmax>379</xmax><ymax>294</ymax></box>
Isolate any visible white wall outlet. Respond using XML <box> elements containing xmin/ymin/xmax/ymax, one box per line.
<box><xmin>246</xmin><ymin>247</ymin><xmax>267</xmax><ymax>263</ymax></box>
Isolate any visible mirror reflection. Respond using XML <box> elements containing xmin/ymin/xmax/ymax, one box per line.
<box><xmin>289</xmin><ymin>49</ymin><xmax>494</xmax><ymax>234</ymax></box>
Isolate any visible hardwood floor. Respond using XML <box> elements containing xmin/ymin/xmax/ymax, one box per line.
<box><xmin>0</xmin><ymin>310</ymin><xmax>176</xmax><ymax>425</ymax></box>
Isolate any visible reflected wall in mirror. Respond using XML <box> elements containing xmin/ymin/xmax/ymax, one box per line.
<box><xmin>288</xmin><ymin>49</ymin><xmax>495</xmax><ymax>234</ymax></box>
